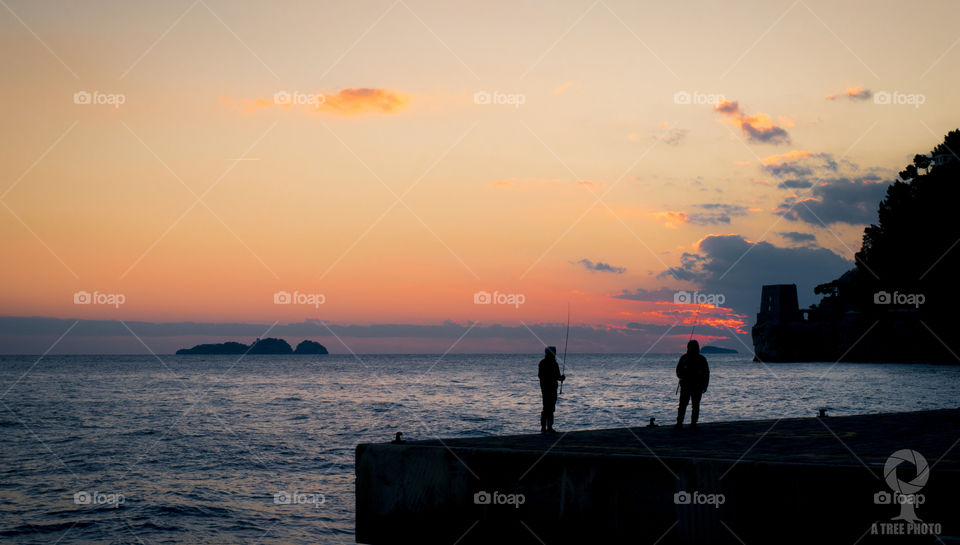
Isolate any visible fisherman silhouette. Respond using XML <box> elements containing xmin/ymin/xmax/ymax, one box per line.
<box><xmin>538</xmin><ymin>346</ymin><xmax>565</xmax><ymax>433</ymax></box>
<box><xmin>675</xmin><ymin>339</ymin><xmax>709</xmax><ymax>429</ymax></box>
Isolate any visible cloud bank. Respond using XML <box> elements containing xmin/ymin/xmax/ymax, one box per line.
<box><xmin>658</xmin><ymin>234</ymin><xmax>852</xmax><ymax>327</ymax></box>
<box><xmin>0</xmin><ymin>316</ymin><xmax>739</xmax><ymax>354</ymax></box>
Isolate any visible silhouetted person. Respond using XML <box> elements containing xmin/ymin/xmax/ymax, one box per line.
<box><xmin>538</xmin><ymin>346</ymin><xmax>565</xmax><ymax>433</ymax></box>
<box><xmin>675</xmin><ymin>340</ymin><xmax>709</xmax><ymax>429</ymax></box>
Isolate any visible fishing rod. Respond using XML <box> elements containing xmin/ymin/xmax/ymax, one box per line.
<box><xmin>560</xmin><ymin>303</ymin><xmax>570</xmax><ymax>395</ymax></box>
<box><xmin>689</xmin><ymin>301</ymin><xmax>702</xmax><ymax>340</ymax></box>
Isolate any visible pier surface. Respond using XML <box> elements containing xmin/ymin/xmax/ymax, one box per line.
<box><xmin>356</xmin><ymin>409</ymin><xmax>959</xmax><ymax>544</ymax></box>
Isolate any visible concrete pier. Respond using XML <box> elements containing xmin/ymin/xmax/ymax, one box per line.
<box><xmin>356</xmin><ymin>409</ymin><xmax>959</xmax><ymax>544</ymax></box>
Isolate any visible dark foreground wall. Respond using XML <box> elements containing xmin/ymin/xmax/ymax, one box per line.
<box><xmin>356</xmin><ymin>410</ymin><xmax>959</xmax><ymax>544</ymax></box>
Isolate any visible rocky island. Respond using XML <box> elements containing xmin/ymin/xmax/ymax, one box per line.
<box><xmin>293</xmin><ymin>340</ymin><xmax>329</xmax><ymax>354</ymax></box>
<box><xmin>176</xmin><ymin>337</ymin><xmax>328</xmax><ymax>355</ymax></box>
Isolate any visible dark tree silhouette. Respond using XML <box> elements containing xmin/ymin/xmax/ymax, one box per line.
<box><xmin>812</xmin><ymin>129</ymin><xmax>960</xmax><ymax>361</ymax></box>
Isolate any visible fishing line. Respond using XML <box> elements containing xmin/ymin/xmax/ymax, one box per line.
<box><xmin>689</xmin><ymin>302</ymin><xmax>702</xmax><ymax>340</ymax></box>
<box><xmin>560</xmin><ymin>303</ymin><xmax>570</xmax><ymax>395</ymax></box>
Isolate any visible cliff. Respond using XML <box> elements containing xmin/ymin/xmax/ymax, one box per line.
<box><xmin>752</xmin><ymin>130</ymin><xmax>960</xmax><ymax>363</ymax></box>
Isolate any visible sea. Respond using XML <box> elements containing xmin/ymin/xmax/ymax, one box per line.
<box><xmin>1</xmin><ymin>353</ymin><xmax>958</xmax><ymax>543</ymax></box>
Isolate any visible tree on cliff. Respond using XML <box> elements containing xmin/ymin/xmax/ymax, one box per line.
<box><xmin>814</xmin><ymin>129</ymin><xmax>960</xmax><ymax>359</ymax></box>
<box><xmin>855</xmin><ymin>130</ymin><xmax>960</xmax><ymax>295</ymax></box>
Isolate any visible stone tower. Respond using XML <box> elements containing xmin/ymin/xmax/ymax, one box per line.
<box><xmin>756</xmin><ymin>284</ymin><xmax>802</xmax><ymax>324</ymax></box>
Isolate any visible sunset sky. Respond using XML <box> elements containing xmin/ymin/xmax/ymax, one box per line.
<box><xmin>2</xmin><ymin>0</ymin><xmax>958</xmax><ymax>353</ymax></box>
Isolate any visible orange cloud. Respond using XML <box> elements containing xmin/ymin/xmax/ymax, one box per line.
<box><xmin>221</xmin><ymin>88</ymin><xmax>410</xmax><ymax>116</ymax></box>
<box><xmin>761</xmin><ymin>150</ymin><xmax>812</xmax><ymax>166</ymax></box>
<box><xmin>553</xmin><ymin>81</ymin><xmax>574</xmax><ymax>95</ymax></box>
<box><xmin>615</xmin><ymin>303</ymin><xmax>748</xmax><ymax>334</ymax></box>
<box><xmin>826</xmin><ymin>85</ymin><xmax>872</xmax><ymax>101</ymax></box>
<box><xmin>714</xmin><ymin>99</ymin><xmax>790</xmax><ymax>144</ymax></box>
<box><xmin>324</xmin><ymin>88</ymin><xmax>409</xmax><ymax>114</ymax></box>
<box><xmin>650</xmin><ymin>211</ymin><xmax>689</xmax><ymax>229</ymax></box>
<box><xmin>727</xmin><ymin>112</ymin><xmax>775</xmax><ymax>131</ymax></box>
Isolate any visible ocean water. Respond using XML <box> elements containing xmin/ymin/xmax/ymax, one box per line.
<box><xmin>1</xmin><ymin>353</ymin><xmax>959</xmax><ymax>543</ymax></box>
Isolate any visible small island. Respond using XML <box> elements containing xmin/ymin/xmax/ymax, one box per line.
<box><xmin>176</xmin><ymin>337</ymin><xmax>328</xmax><ymax>355</ymax></box>
<box><xmin>294</xmin><ymin>340</ymin><xmax>328</xmax><ymax>354</ymax></box>
<box><xmin>700</xmin><ymin>345</ymin><xmax>738</xmax><ymax>354</ymax></box>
